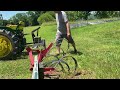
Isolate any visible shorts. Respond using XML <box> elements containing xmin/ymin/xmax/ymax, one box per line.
<box><xmin>55</xmin><ymin>32</ymin><xmax>74</xmax><ymax>46</ymax></box>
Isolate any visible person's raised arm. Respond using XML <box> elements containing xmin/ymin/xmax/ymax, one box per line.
<box><xmin>63</xmin><ymin>12</ymin><xmax>71</xmax><ymax>38</ymax></box>
<box><xmin>66</xmin><ymin>21</ymin><xmax>71</xmax><ymax>37</ymax></box>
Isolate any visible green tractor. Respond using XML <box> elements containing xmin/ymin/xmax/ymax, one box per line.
<box><xmin>0</xmin><ymin>14</ymin><xmax>46</xmax><ymax>60</ymax></box>
<box><xmin>0</xmin><ymin>15</ymin><xmax>26</xmax><ymax>60</ymax></box>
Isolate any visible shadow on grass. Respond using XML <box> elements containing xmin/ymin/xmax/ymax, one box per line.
<box><xmin>16</xmin><ymin>52</ymin><xmax>28</xmax><ymax>59</ymax></box>
<box><xmin>68</xmin><ymin>50</ymin><xmax>83</xmax><ymax>55</ymax></box>
<box><xmin>0</xmin><ymin>52</ymin><xmax>28</xmax><ymax>61</ymax></box>
<box><xmin>17</xmin><ymin>51</ymin><xmax>43</xmax><ymax>59</ymax></box>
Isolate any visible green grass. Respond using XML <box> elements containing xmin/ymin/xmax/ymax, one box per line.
<box><xmin>0</xmin><ymin>21</ymin><xmax>120</xmax><ymax>79</ymax></box>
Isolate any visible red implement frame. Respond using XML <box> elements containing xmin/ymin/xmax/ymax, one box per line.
<box><xmin>26</xmin><ymin>43</ymin><xmax>55</xmax><ymax>73</ymax></box>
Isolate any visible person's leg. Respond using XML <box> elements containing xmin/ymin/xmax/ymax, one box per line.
<box><xmin>56</xmin><ymin>45</ymin><xmax>60</xmax><ymax>54</ymax></box>
<box><xmin>71</xmin><ymin>41</ymin><xmax>77</xmax><ymax>53</ymax></box>
<box><xmin>55</xmin><ymin>33</ymin><xmax>63</xmax><ymax>55</ymax></box>
<box><xmin>65</xmin><ymin>34</ymin><xmax>77</xmax><ymax>53</ymax></box>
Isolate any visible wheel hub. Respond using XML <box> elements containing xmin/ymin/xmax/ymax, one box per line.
<box><xmin>0</xmin><ymin>35</ymin><xmax>13</xmax><ymax>58</ymax></box>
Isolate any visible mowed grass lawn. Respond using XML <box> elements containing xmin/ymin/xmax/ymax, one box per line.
<box><xmin>0</xmin><ymin>21</ymin><xmax>120</xmax><ymax>79</ymax></box>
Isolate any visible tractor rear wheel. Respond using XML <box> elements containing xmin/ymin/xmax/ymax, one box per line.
<box><xmin>0</xmin><ymin>29</ymin><xmax>24</xmax><ymax>60</ymax></box>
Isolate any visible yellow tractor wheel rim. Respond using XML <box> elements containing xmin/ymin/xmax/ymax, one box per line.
<box><xmin>0</xmin><ymin>35</ymin><xmax>13</xmax><ymax>58</ymax></box>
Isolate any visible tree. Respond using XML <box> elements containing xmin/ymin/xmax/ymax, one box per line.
<box><xmin>46</xmin><ymin>11</ymin><xmax>55</xmax><ymax>18</ymax></box>
<box><xmin>94</xmin><ymin>11</ymin><xmax>109</xmax><ymax>19</ymax></box>
<box><xmin>81</xmin><ymin>11</ymin><xmax>91</xmax><ymax>20</ymax></box>
<box><xmin>9</xmin><ymin>13</ymin><xmax>28</xmax><ymax>26</ymax></box>
<box><xmin>26</xmin><ymin>11</ymin><xmax>46</xmax><ymax>26</ymax></box>
<box><xmin>66</xmin><ymin>11</ymin><xmax>91</xmax><ymax>21</ymax></box>
<box><xmin>37</xmin><ymin>12</ymin><xmax>55</xmax><ymax>25</ymax></box>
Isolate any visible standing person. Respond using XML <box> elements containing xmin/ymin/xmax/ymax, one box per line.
<box><xmin>54</xmin><ymin>11</ymin><xmax>77</xmax><ymax>55</ymax></box>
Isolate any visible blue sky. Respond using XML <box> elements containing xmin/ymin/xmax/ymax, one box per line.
<box><xmin>0</xmin><ymin>11</ymin><xmax>28</xmax><ymax>20</ymax></box>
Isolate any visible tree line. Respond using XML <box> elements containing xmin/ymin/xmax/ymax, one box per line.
<box><xmin>0</xmin><ymin>11</ymin><xmax>120</xmax><ymax>26</ymax></box>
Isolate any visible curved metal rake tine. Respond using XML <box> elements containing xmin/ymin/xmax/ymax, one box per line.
<box><xmin>60</xmin><ymin>55</ymin><xmax>78</xmax><ymax>72</ymax></box>
<box><xmin>60</xmin><ymin>59</ymin><xmax>70</xmax><ymax>73</ymax></box>
<box><xmin>71</xmin><ymin>56</ymin><xmax>78</xmax><ymax>71</ymax></box>
<box><xmin>43</xmin><ymin>60</ymin><xmax>57</xmax><ymax>67</ymax></box>
<box><xmin>43</xmin><ymin>60</ymin><xmax>64</xmax><ymax>72</ymax></box>
<box><xmin>43</xmin><ymin>59</ymin><xmax>70</xmax><ymax>73</ymax></box>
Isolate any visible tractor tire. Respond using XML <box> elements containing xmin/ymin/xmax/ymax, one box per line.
<box><xmin>0</xmin><ymin>29</ymin><xmax>23</xmax><ymax>60</ymax></box>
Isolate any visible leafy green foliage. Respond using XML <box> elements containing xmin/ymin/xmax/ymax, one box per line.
<box><xmin>1</xmin><ymin>11</ymin><xmax>120</xmax><ymax>27</ymax></box>
<box><xmin>66</xmin><ymin>11</ymin><xmax>91</xmax><ymax>21</ymax></box>
<box><xmin>37</xmin><ymin>12</ymin><xmax>55</xmax><ymax>25</ymax></box>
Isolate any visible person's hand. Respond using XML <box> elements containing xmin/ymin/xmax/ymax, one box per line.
<box><xmin>67</xmin><ymin>33</ymin><xmax>71</xmax><ymax>40</ymax></box>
